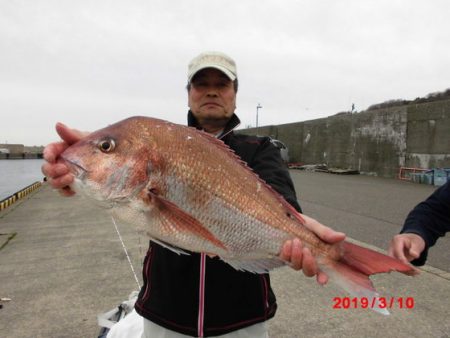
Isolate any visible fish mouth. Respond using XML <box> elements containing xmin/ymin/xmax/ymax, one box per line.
<box><xmin>60</xmin><ymin>156</ymin><xmax>88</xmax><ymax>179</ymax></box>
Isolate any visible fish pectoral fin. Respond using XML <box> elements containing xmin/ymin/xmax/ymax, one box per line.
<box><xmin>221</xmin><ymin>257</ymin><xmax>286</xmax><ymax>273</ymax></box>
<box><xmin>147</xmin><ymin>191</ymin><xmax>227</xmax><ymax>251</ymax></box>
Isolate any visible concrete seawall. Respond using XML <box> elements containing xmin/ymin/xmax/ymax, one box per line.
<box><xmin>240</xmin><ymin>99</ymin><xmax>450</xmax><ymax>178</ymax></box>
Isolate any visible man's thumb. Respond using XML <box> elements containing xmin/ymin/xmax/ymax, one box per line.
<box><xmin>55</xmin><ymin>122</ymin><xmax>86</xmax><ymax>145</ymax></box>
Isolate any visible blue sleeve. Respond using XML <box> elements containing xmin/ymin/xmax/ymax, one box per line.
<box><xmin>400</xmin><ymin>181</ymin><xmax>450</xmax><ymax>265</ymax></box>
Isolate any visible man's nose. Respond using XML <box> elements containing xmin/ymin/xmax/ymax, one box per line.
<box><xmin>206</xmin><ymin>86</ymin><xmax>219</xmax><ymax>96</ymax></box>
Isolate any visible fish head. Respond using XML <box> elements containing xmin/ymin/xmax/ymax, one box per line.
<box><xmin>59</xmin><ymin>117</ymin><xmax>157</xmax><ymax>204</ymax></box>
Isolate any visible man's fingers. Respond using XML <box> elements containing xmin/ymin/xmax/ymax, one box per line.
<box><xmin>40</xmin><ymin>122</ymin><xmax>83</xmax><ymax>198</ymax></box>
<box><xmin>48</xmin><ymin>174</ymin><xmax>74</xmax><ymax>190</ymax></box>
<box><xmin>289</xmin><ymin>238</ymin><xmax>304</xmax><ymax>270</ymax></box>
<box><xmin>59</xmin><ymin>186</ymin><xmax>76</xmax><ymax>197</ymax></box>
<box><xmin>302</xmin><ymin>214</ymin><xmax>346</xmax><ymax>243</ymax></box>
<box><xmin>388</xmin><ymin>236</ymin><xmax>410</xmax><ymax>263</ymax></box>
<box><xmin>41</xmin><ymin>162</ymin><xmax>70</xmax><ymax>178</ymax></box>
<box><xmin>387</xmin><ymin>242</ymin><xmax>395</xmax><ymax>257</ymax></box>
<box><xmin>397</xmin><ymin>247</ymin><xmax>411</xmax><ymax>264</ymax></box>
<box><xmin>43</xmin><ymin>142</ymin><xmax>70</xmax><ymax>163</ymax></box>
<box><xmin>300</xmin><ymin>247</ymin><xmax>317</xmax><ymax>277</ymax></box>
<box><xmin>408</xmin><ymin>247</ymin><xmax>421</xmax><ymax>259</ymax></box>
<box><xmin>280</xmin><ymin>240</ymin><xmax>293</xmax><ymax>261</ymax></box>
<box><xmin>389</xmin><ymin>233</ymin><xmax>425</xmax><ymax>263</ymax></box>
<box><xmin>55</xmin><ymin>122</ymin><xmax>86</xmax><ymax>145</ymax></box>
<box><xmin>44</xmin><ymin>123</ymin><xmax>88</xmax><ymax>163</ymax></box>
<box><xmin>404</xmin><ymin>244</ymin><xmax>421</xmax><ymax>261</ymax></box>
<box><xmin>280</xmin><ymin>239</ymin><xmax>305</xmax><ymax>270</ymax></box>
<box><xmin>316</xmin><ymin>271</ymin><xmax>329</xmax><ymax>285</ymax></box>
<box><xmin>279</xmin><ymin>214</ymin><xmax>347</xmax><ymax>282</ymax></box>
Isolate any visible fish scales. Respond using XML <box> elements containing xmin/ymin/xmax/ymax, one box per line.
<box><xmin>137</xmin><ymin>119</ymin><xmax>319</xmax><ymax>257</ymax></box>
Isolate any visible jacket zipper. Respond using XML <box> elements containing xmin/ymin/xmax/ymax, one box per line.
<box><xmin>197</xmin><ymin>253</ymin><xmax>206</xmax><ymax>337</ymax></box>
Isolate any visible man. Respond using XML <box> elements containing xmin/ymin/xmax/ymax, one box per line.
<box><xmin>42</xmin><ymin>51</ymin><xmax>344</xmax><ymax>337</ymax></box>
<box><xmin>389</xmin><ymin>180</ymin><xmax>450</xmax><ymax>265</ymax></box>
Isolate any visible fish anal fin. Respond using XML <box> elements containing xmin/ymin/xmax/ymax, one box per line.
<box><xmin>147</xmin><ymin>191</ymin><xmax>227</xmax><ymax>252</ymax></box>
<box><xmin>222</xmin><ymin>257</ymin><xmax>286</xmax><ymax>273</ymax></box>
<box><xmin>148</xmin><ymin>237</ymin><xmax>189</xmax><ymax>255</ymax></box>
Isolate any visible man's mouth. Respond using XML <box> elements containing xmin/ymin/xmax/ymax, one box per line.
<box><xmin>202</xmin><ymin>102</ymin><xmax>221</xmax><ymax>107</ymax></box>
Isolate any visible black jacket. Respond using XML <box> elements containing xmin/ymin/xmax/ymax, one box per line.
<box><xmin>135</xmin><ymin>112</ymin><xmax>301</xmax><ymax>337</ymax></box>
<box><xmin>401</xmin><ymin>180</ymin><xmax>450</xmax><ymax>266</ymax></box>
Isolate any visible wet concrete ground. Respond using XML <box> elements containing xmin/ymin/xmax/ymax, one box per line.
<box><xmin>0</xmin><ymin>171</ymin><xmax>448</xmax><ymax>337</ymax></box>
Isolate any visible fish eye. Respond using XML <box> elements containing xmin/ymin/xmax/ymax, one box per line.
<box><xmin>98</xmin><ymin>139</ymin><xmax>116</xmax><ymax>153</ymax></box>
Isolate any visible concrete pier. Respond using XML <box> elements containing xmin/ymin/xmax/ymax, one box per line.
<box><xmin>0</xmin><ymin>172</ymin><xmax>449</xmax><ymax>337</ymax></box>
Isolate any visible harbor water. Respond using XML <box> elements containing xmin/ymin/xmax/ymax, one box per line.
<box><xmin>0</xmin><ymin>159</ymin><xmax>45</xmax><ymax>200</ymax></box>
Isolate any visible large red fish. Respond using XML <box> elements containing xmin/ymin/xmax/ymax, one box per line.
<box><xmin>60</xmin><ymin>116</ymin><xmax>418</xmax><ymax>315</ymax></box>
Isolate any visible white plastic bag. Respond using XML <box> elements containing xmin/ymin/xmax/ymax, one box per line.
<box><xmin>97</xmin><ymin>291</ymin><xmax>143</xmax><ymax>338</ymax></box>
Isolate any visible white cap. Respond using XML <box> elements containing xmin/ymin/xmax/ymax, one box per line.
<box><xmin>188</xmin><ymin>51</ymin><xmax>237</xmax><ymax>83</ymax></box>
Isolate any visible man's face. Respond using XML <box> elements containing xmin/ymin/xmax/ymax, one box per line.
<box><xmin>188</xmin><ymin>68</ymin><xmax>236</xmax><ymax>130</ymax></box>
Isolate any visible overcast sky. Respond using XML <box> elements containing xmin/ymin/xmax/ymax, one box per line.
<box><xmin>1</xmin><ymin>0</ymin><xmax>449</xmax><ymax>146</ymax></box>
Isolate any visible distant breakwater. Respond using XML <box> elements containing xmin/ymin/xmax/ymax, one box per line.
<box><xmin>0</xmin><ymin>153</ymin><xmax>43</xmax><ymax>160</ymax></box>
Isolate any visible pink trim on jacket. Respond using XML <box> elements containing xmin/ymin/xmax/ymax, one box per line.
<box><xmin>197</xmin><ymin>253</ymin><xmax>206</xmax><ymax>337</ymax></box>
<box><xmin>141</xmin><ymin>246</ymin><xmax>154</xmax><ymax>301</ymax></box>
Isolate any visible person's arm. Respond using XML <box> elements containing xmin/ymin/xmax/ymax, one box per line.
<box><xmin>249</xmin><ymin>137</ymin><xmax>301</xmax><ymax>211</ymax></box>
<box><xmin>389</xmin><ymin>181</ymin><xmax>450</xmax><ymax>265</ymax></box>
<box><xmin>41</xmin><ymin>123</ymin><xmax>89</xmax><ymax>195</ymax></box>
<box><xmin>251</xmin><ymin>137</ymin><xmax>345</xmax><ymax>284</ymax></box>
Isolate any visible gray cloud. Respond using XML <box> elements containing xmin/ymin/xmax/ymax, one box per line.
<box><xmin>1</xmin><ymin>0</ymin><xmax>449</xmax><ymax>145</ymax></box>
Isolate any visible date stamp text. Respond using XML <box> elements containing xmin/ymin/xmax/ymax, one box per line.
<box><xmin>332</xmin><ymin>297</ymin><xmax>415</xmax><ymax>310</ymax></box>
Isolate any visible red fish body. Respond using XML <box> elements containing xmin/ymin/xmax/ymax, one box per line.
<box><xmin>60</xmin><ymin>116</ymin><xmax>417</xmax><ymax>315</ymax></box>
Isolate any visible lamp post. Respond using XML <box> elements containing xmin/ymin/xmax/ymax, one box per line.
<box><xmin>256</xmin><ymin>103</ymin><xmax>262</xmax><ymax>129</ymax></box>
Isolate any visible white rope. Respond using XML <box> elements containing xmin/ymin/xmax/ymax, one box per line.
<box><xmin>112</xmin><ymin>217</ymin><xmax>141</xmax><ymax>290</ymax></box>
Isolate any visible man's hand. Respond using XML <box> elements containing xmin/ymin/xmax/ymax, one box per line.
<box><xmin>388</xmin><ymin>233</ymin><xmax>426</xmax><ymax>264</ymax></box>
<box><xmin>279</xmin><ymin>214</ymin><xmax>346</xmax><ymax>285</ymax></box>
<box><xmin>41</xmin><ymin>123</ymin><xmax>90</xmax><ymax>196</ymax></box>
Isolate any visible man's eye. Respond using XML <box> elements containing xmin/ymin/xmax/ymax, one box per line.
<box><xmin>193</xmin><ymin>81</ymin><xmax>207</xmax><ymax>87</ymax></box>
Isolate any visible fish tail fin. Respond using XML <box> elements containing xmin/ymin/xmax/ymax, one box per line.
<box><xmin>319</xmin><ymin>241</ymin><xmax>419</xmax><ymax>316</ymax></box>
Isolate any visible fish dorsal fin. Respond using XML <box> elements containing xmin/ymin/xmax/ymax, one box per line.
<box><xmin>147</xmin><ymin>189</ymin><xmax>227</xmax><ymax>252</ymax></box>
<box><xmin>193</xmin><ymin>128</ymin><xmax>306</xmax><ymax>225</ymax></box>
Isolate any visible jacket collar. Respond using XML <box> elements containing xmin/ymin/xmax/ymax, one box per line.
<box><xmin>187</xmin><ymin>110</ymin><xmax>241</xmax><ymax>140</ymax></box>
